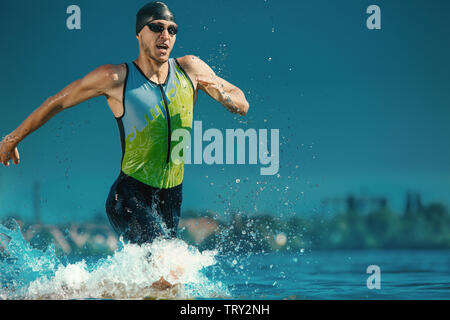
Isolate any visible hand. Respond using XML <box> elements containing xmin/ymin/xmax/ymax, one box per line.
<box><xmin>0</xmin><ymin>135</ymin><xmax>20</xmax><ymax>167</ymax></box>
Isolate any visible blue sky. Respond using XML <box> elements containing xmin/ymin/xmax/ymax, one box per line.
<box><xmin>0</xmin><ymin>0</ymin><xmax>449</xmax><ymax>223</ymax></box>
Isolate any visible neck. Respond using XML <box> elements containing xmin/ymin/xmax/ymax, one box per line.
<box><xmin>134</xmin><ymin>54</ymin><xmax>170</xmax><ymax>84</ymax></box>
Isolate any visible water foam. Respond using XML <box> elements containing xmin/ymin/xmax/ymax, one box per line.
<box><xmin>0</xmin><ymin>221</ymin><xmax>230</xmax><ymax>300</ymax></box>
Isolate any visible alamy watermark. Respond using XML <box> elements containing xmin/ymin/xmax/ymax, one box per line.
<box><xmin>171</xmin><ymin>121</ymin><xmax>280</xmax><ymax>176</ymax></box>
<box><xmin>66</xmin><ymin>5</ymin><xmax>81</xmax><ymax>30</ymax></box>
<box><xmin>366</xmin><ymin>5</ymin><xmax>381</xmax><ymax>30</ymax></box>
<box><xmin>366</xmin><ymin>265</ymin><xmax>381</xmax><ymax>289</ymax></box>
<box><xmin>65</xmin><ymin>5</ymin><xmax>381</xmax><ymax>31</ymax></box>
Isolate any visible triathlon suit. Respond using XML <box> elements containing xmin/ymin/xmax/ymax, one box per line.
<box><xmin>106</xmin><ymin>58</ymin><xmax>195</xmax><ymax>245</ymax></box>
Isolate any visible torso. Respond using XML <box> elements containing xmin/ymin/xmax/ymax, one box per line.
<box><xmin>110</xmin><ymin>57</ymin><xmax>196</xmax><ymax>189</ymax></box>
<box><xmin>105</xmin><ymin>56</ymin><xmax>198</xmax><ymax>118</ymax></box>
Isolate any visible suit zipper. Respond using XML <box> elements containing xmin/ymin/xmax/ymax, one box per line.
<box><xmin>159</xmin><ymin>85</ymin><xmax>171</xmax><ymax>163</ymax></box>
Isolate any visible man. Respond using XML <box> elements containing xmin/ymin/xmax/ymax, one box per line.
<box><xmin>0</xmin><ymin>2</ymin><xmax>249</xmax><ymax>245</ymax></box>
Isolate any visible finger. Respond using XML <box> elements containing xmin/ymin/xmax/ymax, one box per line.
<box><xmin>0</xmin><ymin>150</ymin><xmax>11</xmax><ymax>167</ymax></box>
<box><xmin>0</xmin><ymin>147</ymin><xmax>8</xmax><ymax>166</ymax></box>
<box><xmin>12</xmin><ymin>147</ymin><xmax>20</xmax><ymax>165</ymax></box>
<box><xmin>0</xmin><ymin>154</ymin><xmax>8</xmax><ymax>167</ymax></box>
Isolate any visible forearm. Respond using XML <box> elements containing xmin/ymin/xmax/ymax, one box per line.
<box><xmin>222</xmin><ymin>87</ymin><xmax>249</xmax><ymax>116</ymax></box>
<box><xmin>3</xmin><ymin>64</ymin><xmax>120</xmax><ymax>147</ymax></box>
<box><xmin>207</xmin><ymin>84</ymin><xmax>249</xmax><ymax>116</ymax></box>
<box><xmin>8</xmin><ymin>97</ymin><xmax>63</xmax><ymax>145</ymax></box>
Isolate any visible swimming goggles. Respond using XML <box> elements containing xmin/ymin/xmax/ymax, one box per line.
<box><xmin>146</xmin><ymin>23</ymin><xmax>178</xmax><ymax>35</ymax></box>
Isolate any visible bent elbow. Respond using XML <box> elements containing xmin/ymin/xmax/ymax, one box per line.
<box><xmin>240</xmin><ymin>101</ymin><xmax>250</xmax><ymax>116</ymax></box>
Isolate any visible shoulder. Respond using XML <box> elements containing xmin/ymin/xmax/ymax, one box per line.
<box><xmin>176</xmin><ymin>55</ymin><xmax>214</xmax><ymax>76</ymax></box>
<box><xmin>77</xmin><ymin>63</ymin><xmax>127</xmax><ymax>97</ymax></box>
<box><xmin>175</xmin><ymin>55</ymin><xmax>199</xmax><ymax>68</ymax></box>
<box><xmin>91</xmin><ymin>64</ymin><xmax>127</xmax><ymax>85</ymax></box>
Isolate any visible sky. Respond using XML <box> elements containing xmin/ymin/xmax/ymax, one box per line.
<box><xmin>0</xmin><ymin>0</ymin><xmax>449</xmax><ymax>224</ymax></box>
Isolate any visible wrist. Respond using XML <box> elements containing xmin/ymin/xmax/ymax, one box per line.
<box><xmin>3</xmin><ymin>133</ymin><xmax>20</xmax><ymax>146</ymax></box>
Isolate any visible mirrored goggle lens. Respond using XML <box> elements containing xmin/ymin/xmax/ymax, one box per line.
<box><xmin>148</xmin><ymin>23</ymin><xmax>177</xmax><ymax>35</ymax></box>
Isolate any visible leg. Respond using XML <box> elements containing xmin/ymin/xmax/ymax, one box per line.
<box><xmin>105</xmin><ymin>173</ymin><xmax>166</xmax><ymax>245</ymax></box>
<box><xmin>156</xmin><ymin>183</ymin><xmax>183</xmax><ymax>238</ymax></box>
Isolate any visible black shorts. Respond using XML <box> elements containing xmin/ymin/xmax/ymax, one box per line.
<box><xmin>105</xmin><ymin>171</ymin><xmax>182</xmax><ymax>245</ymax></box>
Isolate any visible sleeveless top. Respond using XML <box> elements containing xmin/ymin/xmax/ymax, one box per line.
<box><xmin>115</xmin><ymin>58</ymin><xmax>195</xmax><ymax>189</ymax></box>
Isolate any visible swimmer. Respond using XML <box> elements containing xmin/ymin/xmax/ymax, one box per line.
<box><xmin>0</xmin><ymin>2</ymin><xmax>249</xmax><ymax>287</ymax></box>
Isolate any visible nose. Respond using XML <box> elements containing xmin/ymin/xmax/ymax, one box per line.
<box><xmin>160</xmin><ymin>29</ymin><xmax>170</xmax><ymax>40</ymax></box>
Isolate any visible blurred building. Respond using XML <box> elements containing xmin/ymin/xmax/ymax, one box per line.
<box><xmin>322</xmin><ymin>194</ymin><xmax>388</xmax><ymax>214</ymax></box>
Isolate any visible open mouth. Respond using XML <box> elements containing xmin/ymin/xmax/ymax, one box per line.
<box><xmin>156</xmin><ymin>44</ymin><xmax>169</xmax><ymax>51</ymax></box>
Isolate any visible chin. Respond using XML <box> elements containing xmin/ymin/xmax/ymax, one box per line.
<box><xmin>150</xmin><ymin>53</ymin><xmax>170</xmax><ymax>64</ymax></box>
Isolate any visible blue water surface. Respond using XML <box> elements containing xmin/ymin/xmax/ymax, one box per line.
<box><xmin>209</xmin><ymin>250</ymin><xmax>450</xmax><ymax>300</ymax></box>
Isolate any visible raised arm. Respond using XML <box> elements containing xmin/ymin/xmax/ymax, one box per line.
<box><xmin>177</xmin><ymin>55</ymin><xmax>250</xmax><ymax>116</ymax></box>
<box><xmin>0</xmin><ymin>64</ymin><xmax>125</xmax><ymax>167</ymax></box>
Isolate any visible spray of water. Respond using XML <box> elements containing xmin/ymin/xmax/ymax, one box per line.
<box><xmin>0</xmin><ymin>221</ymin><xmax>230</xmax><ymax>300</ymax></box>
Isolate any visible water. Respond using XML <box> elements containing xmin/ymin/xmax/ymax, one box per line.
<box><xmin>1</xmin><ymin>222</ymin><xmax>449</xmax><ymax>300</ymax></box>
<box><xmin>215</xmin><ymin>250</ymin><xmax>450</xmax><ymax>299</ymax></box>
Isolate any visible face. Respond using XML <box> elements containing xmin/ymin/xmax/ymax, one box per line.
<box><xmin>137</xmin><ymin>19</ymin><xmax>177</xmax><ymax>63</ymax></box>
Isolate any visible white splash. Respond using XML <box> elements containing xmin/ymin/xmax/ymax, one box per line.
<box><xmin>27</xmin><ymin>238</ymin><xmax>227</xmax><ymax>299</ymax></box>
<box><xmin>1</xmin><ymin>225</ymin><xmax>229</xmax><ymax>300</ymax></box>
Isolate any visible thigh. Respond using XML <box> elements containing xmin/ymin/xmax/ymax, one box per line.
<box><xmin>157</xmin><ymin>183</ymin><xmax>183</xmax><ymax>237</ymax></box>
<box><xmin>105</xmin><ymin>174</ymin><xmax>166</xmax><ymax>245</ymax></box>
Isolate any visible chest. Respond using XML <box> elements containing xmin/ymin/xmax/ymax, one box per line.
<box><xmin>124</xmin><ymin>69</ymin><xmax>194</xmax><ymax>132</ymax></box>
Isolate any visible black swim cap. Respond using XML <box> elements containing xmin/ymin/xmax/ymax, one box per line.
<box><xmin>136</xmin><ymin>2</ymin><xmax>176</xmax><ymax>35</ymax></box>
